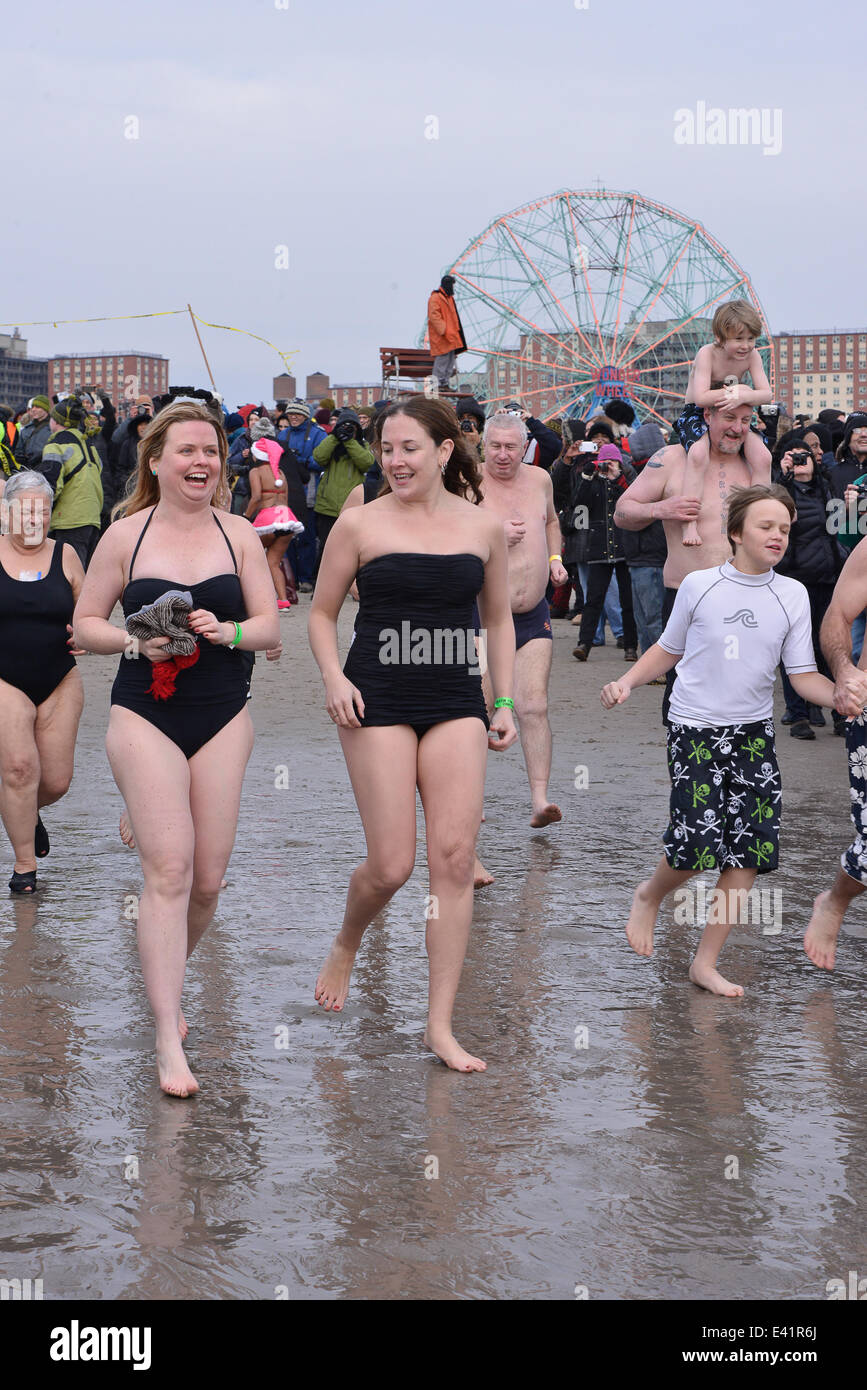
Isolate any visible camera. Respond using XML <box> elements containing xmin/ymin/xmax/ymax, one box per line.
<box><xmin>789</xmin><ymin>450</ymin><xmax>810</xmax><ymax>467</ymax></box>
<box><xmin>459</xmin><ymin>417</ymin><xmax>477</xmax><ymax>434</ymax></box>
<box><xmin>578</xmin><ymin>442</ymin><xmax>597</xmax><ymax>454</ymax></box>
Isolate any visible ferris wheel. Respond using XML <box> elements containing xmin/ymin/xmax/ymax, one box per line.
<box><xmin>432</xmin><ymin>188</ymin><xmax>773</xmax><ymax>423</ymax></box>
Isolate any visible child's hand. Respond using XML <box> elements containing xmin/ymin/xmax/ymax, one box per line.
<box><xmin>601</xmin><ymin>679</ymin><xmax>630</xmax><ymax>709</ymax></box>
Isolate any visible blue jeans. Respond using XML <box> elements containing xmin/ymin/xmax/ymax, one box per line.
<box><xmin>289</xmin><ymin>521</ymin><xmax>317</xmax><ymax>585</ymax></box>
<box><xmin>628</xmin><ymin>565</ymin><xmax>665</xmax><ymax>653</ymax></box>
<box><xmin>578</xmin><ymin>563</ymin><xmax>622</xmax><ymax>643</ymax></box>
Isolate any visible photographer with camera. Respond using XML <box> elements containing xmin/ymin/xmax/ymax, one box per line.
<box><xmin>455</xmin><ymin>396</ymin><xmax>485</xmax><ymax>466</ymax></box>
<box><xmin>312</xmin><ymin>409</ymin><xmax>375</xmax><ymax>573</ymax></box>
<box><xmin>772</xmin><ymin>432</ymin><xmax>846</xmax><ymax>739</ymax></box>
<box><xmin>571</xmin><ymin>442</ymin><xmax>638</xmax><ymax>663</ymax></box>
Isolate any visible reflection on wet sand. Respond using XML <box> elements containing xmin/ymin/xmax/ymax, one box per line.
<box><xmin>0</xmin><ymin>614</ymin><xmax>865</xmax><ymax>1299</ymax></box>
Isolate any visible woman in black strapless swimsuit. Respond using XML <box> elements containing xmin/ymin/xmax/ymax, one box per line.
<box><xmin>74</xmin><ymin>402</ymin><xmax>280</xmax><ymax>1098</ymax></box>
<box><xmin>309</xmin><ymin>397</ymin><xmax>517</xmax><ymax>1073</ymax></box>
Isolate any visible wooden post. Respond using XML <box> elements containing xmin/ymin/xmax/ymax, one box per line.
<box><xmin>187</xmin><ymin>304</ymin><xmax>217</xmax><ymax>392</ymax></box>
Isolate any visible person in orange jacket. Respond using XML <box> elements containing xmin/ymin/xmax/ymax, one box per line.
<box><xmin>427</xmin><ymin>274</ymin><xmax>466</xmax><ymax>392</ymax></box>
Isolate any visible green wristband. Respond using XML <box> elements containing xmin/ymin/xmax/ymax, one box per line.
<box><xmin>231</xmin><ymin>621</ymin><xmax>242</xmax><ymax>648</ymax></box>
<box><xmin>494</xmin><ymin>697</ymin><xmax>515</xmax><ymax>710</ymax></box>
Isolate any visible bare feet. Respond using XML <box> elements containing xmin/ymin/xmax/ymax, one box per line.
<box><xmin>626</xmin><ymin>880</ymin><xmax>658</xmax><ymax>956</ymax></box>
<box><xmin>474</xmin><ymin>854</ymin><xmax>494</xmax><ymax>888</ymax></box>
<box><xmin>119</xmin><ymin>811</ymin><xmax>135</xmax><ymax>849</ymax></box>
<box><xmin>682</xmin><ymin>522</ymin><xmax>702</xmax><ymax>547</ymax></box>
<box><xmin>424</xmin><ymin>1027</ymin><xmax>487</xmax><ymax>1073</ymax></box>
<box><xmin>156</xmin><ymin>1036</ymin><xmax>199</xmax><ymax>1097</ymax></box>
<box><xmin>689</xmin><ymin>960</ymin><xmax>744</xmax><ymax>997</ymax></box>
<box><xmin>314</xmin><ymin>938</ymin><xmax>358</xmax><ymax>1011</ymax></box>
<box><xmin>530</xmin><ymin>802</ymin><xmax>562</xmax><ymax>828</ymax></box>
<box><xmin>178</xmin><ymin>1008</ymin><xmax>189</xmax><ymax>1041</ymax></box>
<box><xmin>804</xmin><ymin>891</ymin><xmax>843</xmax><ymax>970</ymax></box>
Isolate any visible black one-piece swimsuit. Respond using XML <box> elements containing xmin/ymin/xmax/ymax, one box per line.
<box><xmin>111</xmin><ymin>508</ymin><xmax>249</xmax><ymax>759</ymax></box>
<box><xmin>343</xmin><ymin>552</ymin><xmax>489</xmax><ymax>739</ymax></box>
<box><xmin>0</xmin><ymin>540</ymin><xmax>75</xmax><ymax>705</ymax></box>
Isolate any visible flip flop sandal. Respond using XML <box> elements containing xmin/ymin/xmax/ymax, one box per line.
<box><xmin>9</xmin><ymin>870</ymin><xmax>37</xmax><ymax>894</ymax></box>
<box><xmin>35</xmin><ymin>816</ymin><xmax>50</xmax><ymax>858</ymax></box>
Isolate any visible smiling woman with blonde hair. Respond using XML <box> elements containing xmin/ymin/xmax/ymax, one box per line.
<box><xmin>74</xmin><ymin>401</ymin><xmax>280</xmax><ymax>1098</ymax></box>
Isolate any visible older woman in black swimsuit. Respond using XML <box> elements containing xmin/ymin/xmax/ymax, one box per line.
<box><xmin>75</xmin><ymin>402</ymin><xmax>279</xmax><ymax>1098</ymax></box>
<box><xmin>309</xmin><ymin>397</ymin><xmax>517</xmax><ymax>1073</ymax></box>
<box><xmin>0</xmin><ymin>470</ymin><xmax>86</xmax><ymax>893</ymax></box>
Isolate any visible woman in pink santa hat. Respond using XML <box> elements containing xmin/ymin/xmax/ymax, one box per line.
<box><xmin>245</xmin><ymin>438</ymin><xmax>304</xmax><ymax>609</ymax></box>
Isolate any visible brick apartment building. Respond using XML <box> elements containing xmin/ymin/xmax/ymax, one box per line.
<box><xmin>49</xmin><ymin>351</ymin><xmax>169</xmax><ymax>414</ymax></box>
<box><xmin>772</xmin><ymin>331</ymin><xmax>867</xmax><ymax>417</ymax></box>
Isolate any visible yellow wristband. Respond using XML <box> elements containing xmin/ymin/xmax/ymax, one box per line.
<box><xmin>549</xmin><ymin>553</ymin><xmax>562</xmax><ymax>564</ymax></box>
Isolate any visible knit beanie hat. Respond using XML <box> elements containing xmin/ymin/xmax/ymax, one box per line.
<box><xmin>51</xmin><ymin>397</ymin><xmax>86</xmax><ymax>430</ymax></box>
<box><xmin>314</xmin><ymin>408</ymin><xmax>331</xmax><ymax>425</ymax></box>
<box><xmin>286</xmin><ymin>399</ymin><xmax>311</xmax><ymax>419</ymax></box>
<box><xmin>455</xmin><ymin>395</ymin><xmax>485</xmax><ymax>426</ymax></box>
<box><xmin>250</xmin><ymin>416</ymin><xmax>277</xmax><ymax>441</ymax></box>
<box><xmin>225</xmin><ymin>413</ymin><xmax>244</xmax><ymax>433</ymax></box>
<box><xmin>29</xmin><ymin>395</ymin><xmax>51</xmax><ymax>414</ymax></box>
<box><xmin>804</xmin><ymin>420</ymin><xmax>832</xmax><ymax>453</ymax></box>
<box><xmin>628</xmin><ymin>421</ymin><xmax>665</xmax><ymax>461</ymax></box>
<box><xmin>596</xmin><ymin>443</ymin><xmax>622</xmax><ymax>464</ymax></box>
<box><xmin>841</xmin><ymin>413</ymin><xmax>867</xmax><ymax>454</ymax></box>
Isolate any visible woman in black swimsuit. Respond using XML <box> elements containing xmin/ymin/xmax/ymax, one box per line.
<box><xmin>0</xmin><ymin>470</ymin><xmax>86</xmax><ymax>894</ymax></box>
<box><xmin>309</xmin><ymin>397</ymin><xmax>517</xmax><ymax>1073</ymax></box>
<box><xmin>74</xmin><ymin>402</ymin><xmax>279</xmax><ymax>1098</ymax></box>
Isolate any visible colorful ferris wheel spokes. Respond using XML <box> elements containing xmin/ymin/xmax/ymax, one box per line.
<box><xmin>436</xmin><ymin>188</ymin><xmax>773</xmax><ymax>422</ymax></box>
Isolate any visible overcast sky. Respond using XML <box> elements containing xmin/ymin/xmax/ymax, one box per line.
<box><xmin>2</xmin><ymin>0</ymin><xmax>861</xmax><ymax>406</ymax></box>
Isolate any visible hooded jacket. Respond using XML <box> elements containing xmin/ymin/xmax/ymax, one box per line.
<box><xmin>427</xmin><ymin>287</ymin><xmax>466</xmax><ymax>357</ymax></box>
<box><xmin>41</xmin><ymin>426</ymin><xmax>104</xmax><ymax>530</ymax></box>
<box><xmin>313</xmin><ymin>411</ymin><xmax>375</xmax><ymax>517</ymax></box>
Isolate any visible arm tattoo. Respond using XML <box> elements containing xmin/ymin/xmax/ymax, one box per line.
<box><xmin>645</xmin><ymin>448</ymin><xmax>666</xmax><ymax>468</ymax></box>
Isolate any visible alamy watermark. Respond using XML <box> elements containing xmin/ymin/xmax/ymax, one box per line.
<box><xmin>673</xmin><ymin>102</ymin><xmax>782</xmax><ymax>157</ymax></box>
<box><xmin>0</xmin><ymin>496</ymin><xmax>47</xmax><ymax>545</ymax></box>
<box><xmin>378</xmin><ymin>623</ymin><xmax>485</xmax><ymax>671</ymax></box>
<box><xmin>673</xmin><ymin>882</ymin><xmax>782</xmax><ymax>934</ymax></box>
<box><xmin>0</xmin><ymin>1276</ymin><xmax>43</xmax><ymax>1299</ymax></box>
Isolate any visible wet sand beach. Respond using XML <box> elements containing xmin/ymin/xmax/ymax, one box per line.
<box><xmin>1</xmin><ymin>603</ymin><xmax>865</xmax><ymax>1300</ymax></box>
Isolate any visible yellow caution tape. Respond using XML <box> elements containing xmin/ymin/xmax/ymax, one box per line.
<box><xmin>0</xmin><ymin>309</ymin><xmax>299</xmax><ymax>372</ymax></box>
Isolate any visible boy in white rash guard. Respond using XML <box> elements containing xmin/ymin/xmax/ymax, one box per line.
<box><xmin>601</xmin><ymin>485</ymin><xmax>836</xmax><ymax>997</ymax></box>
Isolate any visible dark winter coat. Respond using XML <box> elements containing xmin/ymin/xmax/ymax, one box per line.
<box><xmin>13</xmin><ymin>418</ymin><xmax>51</xmax><ymax>469</ymax></box>
<box><xmin>277</xmin><ymin>442</ymin><xmax>310</xmax><ymax>522</ymax></box>
<box><xmin>570</xmin><ymin>459</ymin><xmax>637</xmax><ymax>564</ymax></box>
<box><xmin>774</xmin><ymin>467</ymin><xmax>845</xmax><ymax>586</ymax></box>
<box><xmin>620</xmin><ymin>460</ymin><xmax>666</xmax><ymax>569</ymax></box>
